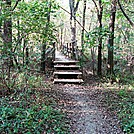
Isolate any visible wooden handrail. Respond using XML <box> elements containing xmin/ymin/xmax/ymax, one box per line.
<box><xmin>61</xmin><ymin>41</ymin><xmax>90</xmax><ymax>63</ymax></box>
<box><xmin>61</xmin><ymin>40</ymin><xmax>78</xmax><ymax>60</ymax></box>
<box><xmin>44</xmin><ymin>42</ymin><xmax>56</xmax><ymax>62</ymax></box>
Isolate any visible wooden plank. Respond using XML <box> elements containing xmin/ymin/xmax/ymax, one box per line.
<box><xmin>54</xmin><ymin>65</ymin><xmax>80</xmax><ymax>68</ymax></box>
<box><xmin>54</xmin><ymin>79</ymin><xmax>84</xmax><ymax>83</ymax></box>
<box><xmin>54</xmin><ymin>60</ymin><xmax>79</xmax><ymax>64</ymax></box>
<box><xmin>53</xmin><ymin>71</ymin><xmax>82</xmax><ymax>75</ymax></box>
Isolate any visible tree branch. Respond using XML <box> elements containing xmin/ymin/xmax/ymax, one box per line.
<box><xmin>92</xmin><ymin>0</ymin><xmax>99</xmax><ymax>14</ymax></box>
<box><xmin>69</xmin><ymin>0</ymin><xmax>74</xmax><ymax>20</ymax></box>
<box><xmin>74</xmin><ymin>0</ymin><xmax>80</xmax><ymax>13</ymax></box>
<box><xmin>118</xmin><ymin>0</ymin><xmax>134</xmax><ymax>28</ymax></box>
<box><xmin>59</xmin><ymin>5</ymin><xmax>88</xmax><ymax>33</ymax></box>
<box><xmin>12</xmin><ymin>0</ymin><xmax>21</xmax><ymax>11</ymax></box>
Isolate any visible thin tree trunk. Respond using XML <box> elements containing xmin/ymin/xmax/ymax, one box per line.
<box><xmin>81</xmin><ymin>0</ymin><xmax>87</xmax><ymax>48</ymax></box>
<box><xmin>69</xmin><ymin>0</ymin><xmax>80</xmax><ymax>59</ymax></box>
<box><xmin>92</xmin><ymin>0</ymin><xmax>103</xmax><ymax>76</ymax></box>
<box><xmin>23</xmin><ymin>38</ymin><xmax>26</xmax><ymax>66</ymax></box>
<box><xmin>107</xmin><ymin>0</ymin><xmax>117</xmax><ymax>74</ymax></box>
<box><xmin>81</xmin><ymin>0</ymin><xmax>87</xmax><ymax>65</ymax></box>
<box><xmin>4</xmin><ymin>0</ymin><xmax>13</xmax><ymax>67</ymax></box>
<box><xmin>26</xmin><ymin>47</ymin><xmax>29</xmax><ymax>65</ymax></box>
<box><xmin>91</xmin><ymin>48</ymin><xmax>95</xmax><ymax>75</ymax></box>
<box><xmin>41</xmin><ymin>0</ymin><xmax>51</xmax><ymax>72</ymax></box>
<box><xmin>97</xmin><ymin>0</ymin><xmax>103</xmax><ymax>76</ymax></box>
<box><xmin>0</xmin><ymin>2</ymin><xmax>2</xmax><ymax>32</ymax></box>
<box><xmin>69</xmin><ymin>0</ymin><xmax>74</xmax><ymax>41</ymax></box>
<box><xmin>60</xmin><ymin>27</ymin><xmax>63</xmax><ymax>48</ymax></box>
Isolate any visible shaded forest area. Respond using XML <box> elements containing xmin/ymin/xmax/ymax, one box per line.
<box><xmin>0</xmin><ymin>0</ymin><xmax>134</xmax><ymax>133</ymax></box>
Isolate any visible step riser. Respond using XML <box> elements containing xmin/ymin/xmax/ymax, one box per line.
<box><xmin>55</xmin><ymin>68</ymin><xmax>80</xmax><ymax>71</ymax></box>
<box><xmin>54</xmin><ymin>74</ymin><xmax>82</xmax><ymax>79</ymax></box>
<box><xmin>54</xmin><ymin>66</ymin><xmax>80</xmax><ymax>70</ymax></box>
<box><xmin>54</xmin><ymin>61</ymin><xmax>79</xmax><ymax>66</ymax></box>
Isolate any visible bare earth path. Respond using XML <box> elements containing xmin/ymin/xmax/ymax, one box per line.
<box><xmin>53</xmin><ymin>51</ymin><xmax>124</xmax><ymax>133</ymax></box>
<box><xmin>53</xmin><ymin>84</ymin><xmax>124</xmax><ymax>134</ymax></box>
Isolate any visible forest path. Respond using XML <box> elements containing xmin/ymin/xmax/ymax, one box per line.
<box><xmin>55</xmin><ymin>50</ymin><xmax>71</xmax><ymax>61</ymax></box>
<box><xmin>53</xmin><ymin>84</ymin><xmax>124</xmax><ymax>134</ymax></box>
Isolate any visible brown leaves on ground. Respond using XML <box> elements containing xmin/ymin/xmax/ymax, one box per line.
<box><xmin>47</xmin><ymin>82</ymin><xmax>124</xmax><ymax>134</ymax></box>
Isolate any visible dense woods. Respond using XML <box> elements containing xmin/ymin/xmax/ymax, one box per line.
<box><xmin>0</xmin><ymin>0</ymin><xmax>133</xmax><ymax>133</ymax></box>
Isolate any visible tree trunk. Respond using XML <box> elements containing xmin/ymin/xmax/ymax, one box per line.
<box><xmin>69</xmin><ymin>0</ymin><xmax>80</xmax><ymax>42</ymax></box>
<box><xmin>81</xmin><ymin>0</ymin><xmax>87</xmax><ymax>65</ymax></box>
<box><xmin>97</xmin><ymin>0</ymin><xmax>103</xmax><ymax>76</ymax></box>
<box><xmin>60</xmin><ymin>27</ymin><xmax>63</xmax><ymax>49</ymax></box>
<box><xmin>4</xmin><ymin>0</ymin><xmax>13</xmax><ymax>66</ymax></box>
<box><xmin>91</xmin><ymin>47</ymin><xmax>95</xmax><ymax>75</ymax></box>
<box><xmin>26</xmin><ymin>47</ymin><xmax>29</xmax><ymax>65</ymax></box>
<box><xmin>69</xmin><ymin>0</ymin><xmax>75</xmax><ymax>41</ymax></box>
<box><xmin>81</xmin><ymin>0</ymin><xmax>86</xmax><ymax>48</ymax></box>
<box><xmin>41</xmin><ymin>0</ymin><xmax>51</xmax><ymax>72</ymax></box>
<box><xmin>107</xmin><ymin>0</ymin><xmax>117</xmax><ymax>74</ymax></box>
<box><xmin>69</xmin><ymin>0</ymin><xmax>80</xmax><ymax>59</ymax></box>
<box><xmin>0</xmin><ymin>2</ymin><xmax>2</xmax><ymax>32</ymax></box>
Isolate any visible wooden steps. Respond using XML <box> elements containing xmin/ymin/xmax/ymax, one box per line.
<box><xmin>54</xmin><ymin>60</ymin><xmax>79</xmax><ymax>64</ymax></box>
<box><xmin>53</xmin><ymin>60</ymin><xmax>83</xmax><ymax>84</ymax></box>
<box><xmin>54</xmin><ymin>79</ymin><xmax>83</xmax><ymax>83</ymax></box>
<box><xmin>54</xmin><ymin>65</ymin><xmax>80</xmax><ymax>68</ymax></box>
<box><xmin>53</xmin><ymin>60</ymin><xmax>79</xmax><ymax>65</ymax></box>
<box><xmin>54</xmin><ymin>71</ymin><xmax>82</xmax><ymax>75</ymax></box>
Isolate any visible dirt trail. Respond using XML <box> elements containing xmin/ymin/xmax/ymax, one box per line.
<box><xmin>54</xmin><ymin>84</ymin><xmax>124</xmax><ymax>134</ymax></box>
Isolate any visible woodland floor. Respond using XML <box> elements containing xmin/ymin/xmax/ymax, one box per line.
<box><xmin>0</xmin><ymin>72</ymin><xmax>131</xmax><ymax>133</ymax></box>
<box><xmin>46</xmin><ymin>51</ymin><xmax>125</xmax><ymax>133</ymax></box>
<box><xmin>0</xmin><ymin>51</ymin><xmax>131</xmax><ymax>133</ymax></box>
<box><xmin>47</xmin><ymin>77</ymin><xmax>124</xmax><ymax>134</ymax></box>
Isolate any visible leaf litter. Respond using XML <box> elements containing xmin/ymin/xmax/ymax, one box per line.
<box><xmin>51</xmin><ymin>83</ymin><xmax>124</xmax><ymax>134</ymax></box>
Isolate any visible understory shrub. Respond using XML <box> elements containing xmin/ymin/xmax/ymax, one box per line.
<box><xmin>0</xmin><ymin>88</ymin><xmax>69</xmax><ymax>134</ymax></box>
<box><xmin>118</xmin><ymin>89</ymin><xmax>134</xmax><ymax>133</ymax></box>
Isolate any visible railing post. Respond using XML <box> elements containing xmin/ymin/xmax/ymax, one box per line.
<box><xmin>61</xmin><ymin>44</ymin><xmax>63</xmax><ymax>53</ymax></box>
<box><xmin>60</xmin><ymin>40</ymin><xmax>79</xmax><ymax>60</ymax></box>
<box><xmin>76</xmin><ymin>46</ymin><xmax>79</xmax><ymax>60</ymax></box>
<box><xmin>72</xmin><ymin>42</ymin><xmax>75</xmax><ymax>59</ymax></box>
<box><xmin>66</xmin><ymin>43</ymin><xmax>68</xmax><ymax>57</ymax></box>
<box><xmin>52</xmin><ymin>42</ymin><xmax>55</xmax><ymax>62</ymax></box>
<box><xmin>62</xmin><ymin>44</ymin><xmax>64</xmax><ymax>54</ymax></box>
<box><xmin>69</xmin><ymin>43</ymin><xmax>72</xmax><ymax>58</ymax></box>
<box><xmin>65</xmin><ymin>43</ymin><xmax>67</xmax><ymax>56</ymax></box>
<box><xmin>72</xmin><ymin>40</ymin><xmax>77</xmax><ymax>60</ymax></box>
<box><xmin>64</xmin><ymin>44</ymin><xmax>66</xmax><ymax>55</ymax></box>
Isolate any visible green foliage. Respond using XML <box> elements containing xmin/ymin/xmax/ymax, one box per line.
<box><xmin>101</xmin><ymin>77</ymin><xmax>134</xmax><ymax>134</ymax></box>
<box><xmin>85</xmin><ymin>27</ymin><xmax>110</xmax><ymax>48</ymax></box>
<box><xmin>0</xmin><ymin>1</ymin><xmax>61</xmax><ymax>131</ymax></box>
<box><xmin>0</xmin><ymin>0</ymin><xmax>59</xmax><ymax>90</ymax></box>
<box><xmin>118</xmin><ymin>89</ymin><xmax>134</xmax><ymax>133</ymax></box>
<box><xmin>0</xmin><ymin>89</ymin><xmax>69</xmax><ymax>134</ymax></box>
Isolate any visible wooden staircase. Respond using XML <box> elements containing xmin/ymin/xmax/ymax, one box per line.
<box><xmin>53</xmin><ymin>60</ymin><xmax>83</xmax><ymax>84</ymax></box>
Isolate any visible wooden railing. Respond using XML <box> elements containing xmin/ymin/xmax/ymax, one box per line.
<box><xmin>45</xmin><ymin>42</ymin><xmax>55</xmax><ymax>62</ymax></box>
<box><xmin>61</xmin><ymin>40</ymin><xmax>79</xmax><ymax>60</ymax></box>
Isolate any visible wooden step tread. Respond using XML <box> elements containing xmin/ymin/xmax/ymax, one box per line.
<box><xmin>54</xmin><ymin>71</ymin><xmax>82</xmax><ymax>75</ymax></box>
<box><xmin>54</xmin><ymin>60</ymin><xmax>79</xmax><ymax>64</ymax></box>
<box><xmin>54</xmin><ymin>79</ymin><xmax>84</xmax><ymax>83</ymax></box>
<box><xmin>54</xmin><ymin>65</ymin><xmax>80</xmax><ymax>68</ymax></box>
